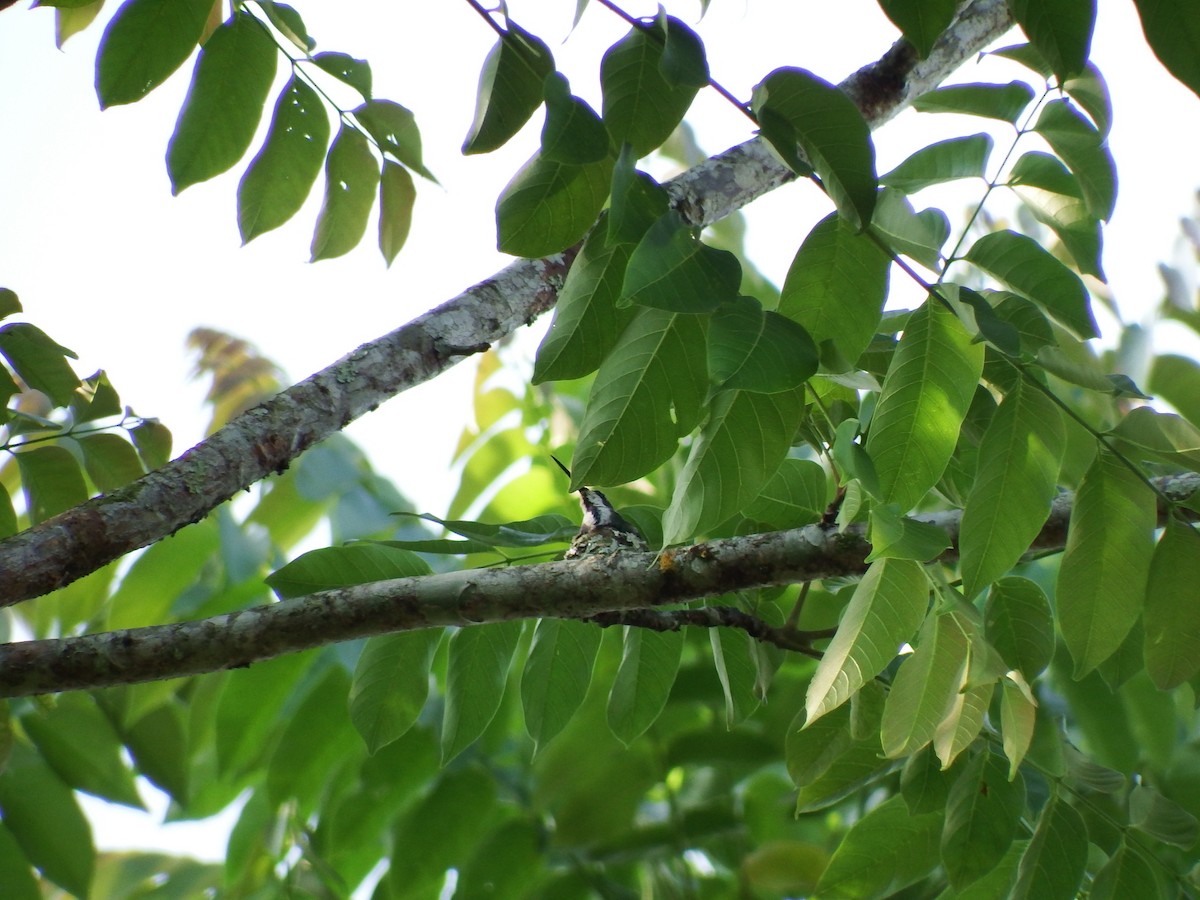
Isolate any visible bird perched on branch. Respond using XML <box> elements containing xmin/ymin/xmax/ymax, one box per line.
<box><xmin>552</xmin><ymin>457</ymin><xmax>648</xmax><ymax>559</ymax></box>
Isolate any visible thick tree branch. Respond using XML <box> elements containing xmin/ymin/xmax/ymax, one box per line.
<box><xmin>0</xmin><ymin>0</ymin><xmax>1014</xmax><ymax>606</ymax></box>
<box><xmin>5</xmin><ymin>470</ymin><xmax>1193</xmax><ymax>698</ymax></box>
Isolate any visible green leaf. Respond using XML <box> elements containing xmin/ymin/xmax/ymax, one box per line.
<box><xmin>457</xmin><ymin>819</ymin><xmax>543</xmax><ymax>899</ymax></box>
<box><xmin>1009</xmin><ymin>151</ymin><xmax>1104</xmax><ymax>279</ymax></box>
<box><xmin>710</xmin><ymin>628</ymin><xmax>760</xmax><ymax>727</ymax></box>
<box><xmin>876</xmin><ymin>0</ymin><xmax>956</xmax><ymax>57</ymax></box>
<box><xmin>123</xmin><ymin>702</ymin><xmax>188</xmax><ymax>802</ymax></box>
<box><xmin>533</xmin><ymin>224</ymin><xmax>636</xmax><ymax>383</ymax></box>
<box><xmin>1057</xmin><ymin>450</ymin><xmax>1155</xmax><ymax>677</ymax></box>
<box><xmin>16</xmin><ymin>445</ymin><xmax>89</xmax><ymax>525</ymax></box>
<box><xmin>265</xmin><ymin>666</ymin><xmax>359</xmax><ymax>807</ymax></box>
<box><xmin>779</xmin><ymin>212</ymin><xmax>891</xmax><ymax>367</ymax></box>
<box><xmin>865</xmin><ymin>299</ymin><xmax>983</xmax><ymax>511</ymax></box>
<box><xmin>912</xmin><ymin>81</ymin><xmax>1036</xmax><ymax>123</ymax></box>
<box><xmin>0</xmin><ymin>322</ymin><xmax>80</xmax><ymax>407</ymax></box>
<box><xmin>817</xmin><ymin>795</ymin><xmax>944</xmax><ymax>896</ymax></box>
<box><xmin>540</xmin><ymin>72</ymin><xmax>609</xmax><ymax>164</ymax></box>
<box><xmin>1131</xmin><ymin>0</ymin><xmax>1200</xmax><ymax>100</ymax></box>
<box><xmin>1129</xmin><ymin>784</ymin><xmax>1200</xmax><ymax>848</ymax></box>
<box><xmin>600</xmin><ymin>22</ymin><xmax>699</xmax><ymax>156</ymax></box>
<box><xmin>880</xmin><ymin>133</ymin><xmax>993</xmax><ymax>193</ymax></box>
<box><xmin>867</xmin><ymin>508</ymin><xmax>951</xmax><ymax>562</ymax></box>
<box><xmin>743</xmin><ymin>458</ymin><xmax>828</xmax><ymax>529</ymax></box>
<box><xmin>1144</xmin><ymin>519</ymin><xmax>1200</xmax><ymax>689</ymax></box>
<box><xmin>257</xmin><ymin>1</ymin><xmax>313</xmax><ymax>53</ymax></box>
<box><xmin>984</xmin><ymin>577</ymin><xmax>1054</xmax><ymax>677</ymax></box>
<box><xmin>606</xmin><ymin>145</ymin><xmax>670</xmax><ymax>245</ymax></box>
<box><xmin>379</xmin><ymin>160</ymin><xmax>415</xmax><ymax>266</ymax></box>
<box><xmin>658</xmin><ymin>11</ymin><xmax>709</xmax><ymax>87</ymax></box>
<box><xmin>0</xmin><ymin>288</ymin><xmax>19</xmax><ymax>319</ymax></box>
<box><xmin>0</xmin><ymin>824</ymin><xmax>39</xmax><ymax>900</ymax></box>
<box><xmin>941</xmin><ymin>747</ymin><xmax>1025</xmax><ymax>889</ymax></box>
<box><xmin>129</xmin><ymin>419</ymin><xmax>172</xmax><ymax>470</ymax></box>
<box><xmin>395</xmin><ymin>511</ymin><xmax>575</xmax><ymax>548</ymax></box>
<box><xmin>620</xmin><ymin>211</ymin><xmax>741</xmax><ymax>312</ymax></box>
<box><xmin>1000</xmin><ymin>675</ymin><xmax>1036</xmax><ymax>777</ymax></box>
<box><xmin>77</xmin><ymin>433</ymin><xmax>145</xmax><ymax>491</ymax></box>
<box><xmin>708</xmin><ymin>297</ymin><xmax>817</xmax><ymax>392</ymax></box>
<box><xmin>1009</xmin><ymin>0</ymin><xmax>1095</xmax><ymax>82</ymax></box>
<box><xmin>238</xmin><ymin>76</ymin><xmax>330</xmax><ymax>243</ymax></box>
<box><xmin>1011</xmin><ymin>791</ymin><xmax>1088</xmax><ymax>898</ymax></box>
<box><xmin>751</xmin><ymin>67</ymin><xmax>878</xmax><ymax>228</ymax></box>
<box><xmin>663</xmin><ymin>385</ymin><xmax>806</xmax><ymax>543</ymax></box>
<box><xmin>607</xmin><ymin>626</ymin><xmax>684</xmax><ymax>745</ymax></box>
<box><xmin>496</xmin><ymin>152</ymin><xmax>613</xmax><ymax>258</ymax></box>
<box><xmin>94</xmin><ymin>0</ymin><xmax>211</xmax><ymax>108</ymax></box>
<box><xmin>442</xmin><ymin>621</ymin><xmax>522</xmax><ymax>762</ymax></box>
<box><xmin>354</xmin><ymin>99</ymin><xmax>433</xmax><ymax>181</ymax></box>
<box><xmin>1033</xmin><ymin>99</ymin><xmax>1117</xmax><ymax>221</ymax></box>
<box><xmin>462</xmin><ymin>22</ymin><xmax>555</xmax><ymax>155</ymax></box>
<box><xmin>964</xmin><ymin>229</ymin><xmax>1098</xmax><ymax>338</ymax></box>
<box><xmin>572</xmin><ymin>307</ymin><xmax>706</xmax><ymax>486</ymax></box>
<box><xmin>0</xmin><ymin>745</ymin><xmax>94</xmax><ymax>897</ymax></box>
<box><xmin>266</xmin><ymin>542</ymin><xmax>430</xmax><ymax>599</ymax></box>
<box><xmin>806</xmin><ymin>558</ymin><xmax>928</xmax><ymax>723</ymax></box>
<box><xmin>72</xmin><ymin>370</ymin><xmax>122</xmax><ymax>423</ymax></box>
<box><xmin>521</xmin><ymin>618</ymin><xmax>601</xmax><ymax>749</ymax></box>
<box><xmin>1090</xmin><ymin>844</ymin><xmax>1160</xmax><ymax>900</ymax></box>
<box><xmin>350</xmin><ymin>629</ymin><xmax>442</xmax><ymax>754</ymax></box>
<box><xmin>870</xmin><ymin>188</ymin><xmax>949</xmax><ymax>270</ymax></box>
<box><xmin>959</xmin><ymin>380</ymin><xmax>1064</xmax><ymax>598</ymax></box>
<box><xmin>22</xmin><ymin>695</ymin><xmax>142</xmax><ymax>808</ymax></box>
<box><xmin>1150</xmin><ymin>354</ymin><xmax>1200</xmax><ymax>426</ymax></box>
<box><xmin>309</xmin><ymin>126</ymin><xmax>381</xmax><ymax>262</ymax></box>
<box><xmin>311</xmin><ymin>51</ymin><xmax>372</xmax><ymax>99</ymax></box>
<box><xmin>881</xmin><ymin>609</ymin><xmax>969</xmax><ymax>757</ymax></box>
<box><xmin>788</xmin><ymin>683</ymin><xmax>893</xmax><ymax>812</ymax></box>
<box><xmin>934</xmin><ymin>680</ymin><xmax>994</xmax><ymax>770</ymax></box>
<box><xmin>166</xmin><ymin>12</ymin><xmax>277</xmax><ymax>194</ymax></box>
<box><xmin>1108</xmin><ymin>406</ymin><xmax>1200</xmax><ymax>472</ymax></box>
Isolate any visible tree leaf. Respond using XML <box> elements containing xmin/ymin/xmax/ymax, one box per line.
<box><xmin>1150</xmin><ymin>354</ymin><xmax>1200</xmax><ymax>426</ymax></box>
<box><xmin>378</xmin><ymin>160</ymin><xmax>415</xmax><ymax>266</ymax></box>
<box><xmin>1144</xmin><ymin>518</ymin><xmax>1200</xmax><ymax>689</ymax></box>
<box><xmin>1009</xmin><ymin>0</ymin><xmax>1095</xmax><ymax>82</ymax></box>
<box><xmin>265</xmin><ymin>666</ymin><xmax>359</xmax><ymax>807</ymax></box>
<box><xmin>867</xmin><ymin>507</ymin><xmax>951</xmax><ymax>562</ymax></box>
<box><xmin>16</xmin><ymin>445</ymin><xmax>89</xmax><ymax>525</ymax></box>
<box><xmin>710</xmin><ymin>628</ymin><xmax>760</xmax><ymax>727</ymax></box>
<box><xmin>0</xmin><ymin>322</ymin><xmax>81</xmax><ymax>406</ymax></box>
<box><xmin>1033</xmin><ymin>99</ymin><xmax>1117</xmax><ymax>221</ymax></box>
<box><xmin>309</xmin><ymin>126</ymin><xmax>381</xmax><ymax>262</ymax></box>
<box><xmin>620</xmin><ymin>211</ymin><xmax>741</xmax><ymax>313</ymax></box>
<box><xmin>964</xmin><ymin>229</ymin><xmax>1098</xmax><ymax>339</ymax></box>
<box><xmin>871</xmin><ymin>188</ymin><xmax>949</xmax><ymax>270</ymax></box>
<box><xmin>912</xmin><ymin>81</ymin><xmax>1036</xmax><ymax>122</ymax></box>
<box><xmin>933</xmin><ymin>680</ymin><xmax>993</xmax><ymax>771</ymax></box>
<box><xmin>0</xmin><ymin>746</ymin><xmax>94</xmax><ymax>898</ymax></box>
<box><xmin>707</xmin><ymin>297</ymin><xmax>817</xmax><ymax>393</ymax></box>
<box><xmin>396</xmin><ymin>511</ymin><xmax>574</xmax><ymax>548</ymax></box>
<box><xmin>984</xmin><ymin>577</ymin><xmax>1054</xmax><ymax>677</ymax></box>
<box><xmin>256</xmin><ymin>1</ymin><xmax>312</xmax><ymax>53</ymax></box>
<box><xmin>606</xmin><ymin>145</ymin><xmax>670</xmax><ymax>246</ymax></box>
<box><xmin>866</xmin><ymin>299</ymin><xmax>983</xmax><ymax>511</ymax></box>
<box><xmin>442</xmin><ymin>621</ymin><xmax>522</xmax><ymax>763</ymax></box>
<box><xmin>540</xmin><ymin>72</ymin><xmax>609</xmax><ymax>164</ymax></box>
<box><xmin>960</xmin><ymin>381</ymin><xmax>1065</xmax><ymax>600</ymax></box>
<box><xmin>806</xmin><ymin>558</ymin><xmax>928</xmax><ymax>723</ymax></box>
<box><xmin>129</xmin><ymin>419</ymin><xmax>172</xmax><ymax>471</ymax></box>
<box><xmin>238</xmin><ymin>76</ymin><xmax>330</xmax><ymax>243</ymax></box>
<box><xmin>876</xmin><ymin>0</ymin><xmax>956</xmax><ymax>57</ymax></box>
<box><xmin>572</xmin><ymin>307</ymin><xmax>706</xmax><ymax>487</ymax></box>
<box><xmin>657</xmin><ymin>11</ymin><xmax>709</xmax><ymax>87</ymax></box>
<box><xmin>1009</xmin><ymin>151</ymin><xmax>1104</xmax><ymax>279</ymax></box>
<box><xmin>312</xmin><ymin>51</ymin><xmax>372</xmax><ymax>99</ymax></box>
<box><xmin>77</xmin><ymin>433</ymin><xmax>145</xmax><ymax>491</ymax></box>
<box><xmin>266</xmin><ymin>542</ymin><xmax>430</xmax><ymax>599</ymax></box>
<box><xmin>1130</xmin><ymin>0</ymin><xmax>1200</xmax><ymax>101</ymax></box>
<box><xmin>349</xmin><ymin>629</ymin><xmax>442</xmax><ymax>754</ymax></box>
<box><xmin>354</xmin><ymin>99</ymin><xmax>433</xmax><ymax>181</ymax></box>
<box><xmin>166</xmin><ymin>12</ymin><xmax>277</xmax><ymax>194</ymax></box>
<box><xmin>95</xmin><ymin>0</ymin><xmax>211</xmax><ymax>108</ymax></box>
<box><xmin>1108</xmin><ymin>406</ymin><xmax>1200</xmax><ymax>472</ymax></box>
<box><xmin>880</xmin><ymin>133</ymin><xmax>993</xmax><ymax>193</ymax></box>
<box><xmin>1129</xmin><ymin>784</ymin><xmax>1200</xmax><ymax>848</ymax></box>
<box><xmin>941</xmin><ymin>747</ymin><xmax>1025</xmax><ymax>889</ymax></box>
<box><xmin>607</xmin><ymin>626</ymin><xmax>684</xmax><ymax>745</ymax></box>
<box><xmin>496</xmin><ymin>152</ymin><xmax>612</xmax><ymax>258</ymax></box>
<box><xmin>462</xmin><ymin>22</ymin><xmax>555</xmax><ymax>155</ymax></box>
<box><xmin>521</xmin><ymin>618</ymin><xmax>601</xmax><ymax>750</ymax></box>
<box><xmin>663</xmin><ymin>385</ymin><xmax>806</xmax><ymax>543</ymax></box>
<box><xmin>999</xmin><ymin>675</ymin><xmax>1037</xmax><ymax>778</ymax></box>
<box><xmin>1011</xmin><ymin>791</ymin><xmax>1088</xmax><ymax>899</ymax></box>
<box><xmin>816</xmin><ymin>795</ymin><xmax>943</xmax><ymax>896</ymax></box>
<box><xmin>1090</xmin><ymin>844</ymin><xmax>1160</xmax><ymax>900</ymax></box>
<box><xmin>1057</xmin><ymin>450</ymin><xmax>1155</xmax><ymax>677</ymax></box>
<box><xmin>881</xmin><ymin>609</ymin><xmax>970</xmax><ymax>758</ymax></box>
<box><xmin>600</xmin><ymin>21</ymin><xmax>699</xmax><ymax>157</ymax></box>
<box><xmin>742</xmin><ymin>458</ymin><xmax>828</xmax><ymax>529</ymax></box>
<box><xmin>779</xmin><ymin>212</ymin><xmax>891</xmax><ymax>367</ymax></box>
<box><xmin>751</xmin><ymin>67</ymin><xmax>878</xmax><ymax>228</ymax></box>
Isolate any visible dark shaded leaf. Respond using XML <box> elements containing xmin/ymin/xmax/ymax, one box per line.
<box><xmin>1009</xmin><ymin>0</ymin><xmax>1095</xmax><ymax>81</ymax></box>
<box><xmin>601</xmin><ymin>21</ymin><xmax>699</xmax><ymax>156</ymax></box>
<box><xmin>540</xmin><ymin>72</ymin><xmax>609</xmax><ymax>164</ymax></box>
<box><xmin>462</xmin><ymin>22</ymin><xmax>555</xmax><ymax>155</ymax></box>
<box><xmin>496</xmin><ymin>152</ymin><xmax>612</xmax><ymax>258</ymax></box>
<box><xmin>620</xmin><ymin>211</ymin><xmax>741</xmax><ymax>312</ymax></box>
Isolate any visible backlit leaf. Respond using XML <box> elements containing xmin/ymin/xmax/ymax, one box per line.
<box><xmin>1143</xmin><ymin>519</ymin><xmax>1200</xmax><ymax>689</ymax></box>
<box><xmin>496</xmin><ymin>152</ymin><xmax>612</xmax><ymax>258</ymax></box>
<box><xmin>1130</xmin><ymin>0</ymin><xmax>1200</xmax><ymax>100</ymax></box>
<box><xmin>378</xmin><ymin>160</ymin><xmax>415</xmax><ymax>266</ymax></box>
<box><xmin>354</xmin><ymin>99</ymin><xmax>433</xmax><ymax>181</ymax></box>
<box><xmin>0</xmin><ymin>322</ymin><xmax>81</xmax><ymax>406</ymax></box>
<box><xmin>876</xmin><ymin>0</ymin><xmax>956</xmax><ymax>57</ymax></box>
<box><xmin>1011</xmin><ymin>791</ymin><xmax>1088</xmax><ymax>898</ymax></box>
<box><xmin>881</xmin><ymin>609</ymin><xmax>969</xmax><ymax>758</ymax></box>
<box><xmin>880</xmin><ymin>133</ymin><xmax>993</xmax><ymax>193</ymax></box>
<box><xmin>1009</xmin><ymin>0</ymin><xmax>1095</xmax><ymax>82</ymax></box>
<box><xmin>540</xmin><ymin>72</ymin><xmax>609</xmax><ymax>165</ymax></box>
<box><xmin>95</xmin><ymin>0</ymin><xmax>212</xmax><ymax>108</ymax></box>
<box><xmin>16</xmin><ymin>445</ymin><xmax>88</xmax><ymax>525</ymax></box>
<box><xmin>310</xmin><ymin>126</ymin><xmax>380</xmax><ymax>262</ymax></box>
<box><xmin>1034</xmin><ymin>99</ymin><xmax>1117</xmax><ymax>221</ymax></box>
<box><xmin>942</xmin><ymin>747</ymin><xmax>1025</xmax><ymax>889</ymax></box>
<box><xmin>912</xmin><ymin>81</ymin><xmax>1036</xmax><ymax>123</ymax></box>
<box><xmin>462</xmin><ymin>22</ymin><xmax>555</xmax><ymax>154</ymax></box>
<box><xmin>312</xmin><ymin>51</ymin><xmax>371</xmax><ymax>99</ymax></box>
<box><xmin>77</xmin><ymin>433</ymin><xmax>145</xmax><ymax>491</ymax></box>
<box><xmin>984</xmin><ymin>577</ymin><xmax>1054</xmax><ymax>677</ymax></box>
<box><xmin>817</xmin><ymin>795</ymin><xmax>943</xmax><ymax>896</ymax></box>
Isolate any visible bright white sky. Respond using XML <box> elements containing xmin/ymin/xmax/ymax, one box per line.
<box><xmin>1</xmin><ymin>0</ymin><xmax>1198</xmax><ymax>873</ymax></box>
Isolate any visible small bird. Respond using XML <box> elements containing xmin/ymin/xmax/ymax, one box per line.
<box><xmin>552</xmin><ymin>457</ymin><xmax>648</xmax><ymax>559</ymax></box>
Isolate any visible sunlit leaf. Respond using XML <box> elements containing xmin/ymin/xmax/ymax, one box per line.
<box><xmin>708</xmin><ymin>297</ymin><xmax>817</xmax><ymax>393</ymax></box>
<box><xmin>312</xmin><ymin>51</ymin><xmax>371</xmax><ymax>99</ymax></box>
<box><xmin>1033</xmin><ymin>99</ymin><xmax>1117</xmax><ymax>221</ymax></box>
<box><xmin>881</xmin><ymin>609</ymin><xmax>969</xmax><ymax>758</ymax></box>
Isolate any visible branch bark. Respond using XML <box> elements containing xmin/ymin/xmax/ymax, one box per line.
<box><xmin>5</xmin><ymin>471</ymin><xmax>1194</xmax><ymax>697</ymax></box>
<box><xmin>0</xmin><ymin>0</ymin><xmax>1014</xmax><ymax>607</ymax></box>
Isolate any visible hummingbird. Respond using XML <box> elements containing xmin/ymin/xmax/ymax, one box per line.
<box><xmin>552</xmin><ymin>457</ymin><xmax>648</xmax><ymax>558</ymax></box>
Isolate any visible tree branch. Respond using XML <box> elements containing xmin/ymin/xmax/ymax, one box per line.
<box><xmin>0</xmin><ymin>0</ymin><xmax>1014</xmax><ymax>607</ymax></box>
<box><xmin>6</xmin><ymin>470</ymin><xmax>1192</xmax><ymax>698</ymax></box>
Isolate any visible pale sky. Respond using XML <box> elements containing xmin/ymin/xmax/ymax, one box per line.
<box><xmin>2</xmin><ymin>0</ymin><xmax>1198</xmax><ymax>870</ymax></box>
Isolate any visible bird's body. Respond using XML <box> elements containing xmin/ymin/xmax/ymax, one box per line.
<box><xmin>565</xmin><ymin>486</ymin><xmax>648</xmax><ymax>558</ymax></box>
